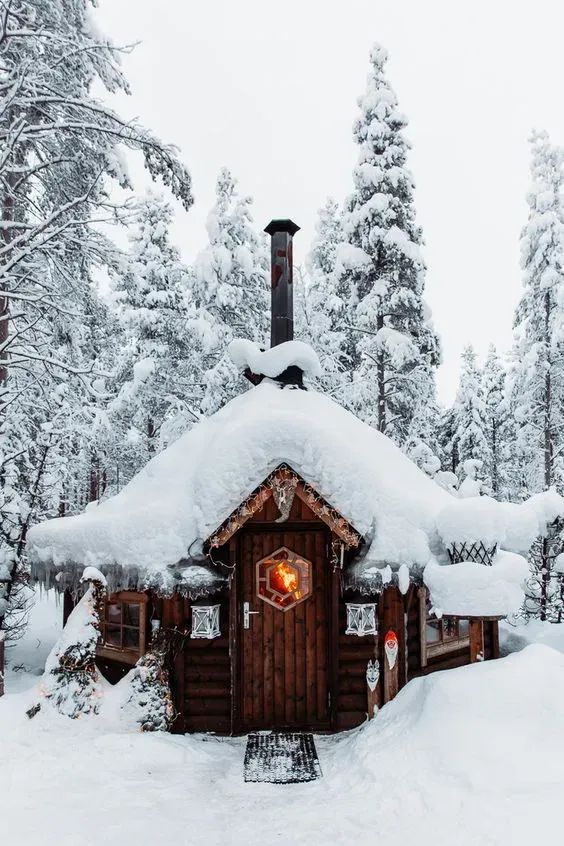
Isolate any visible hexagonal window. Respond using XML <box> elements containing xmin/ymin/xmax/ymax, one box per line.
<box><xmin>256</xmin><ymin>547</ymin><xmax>312</xmax><ymax>611</ymax></box>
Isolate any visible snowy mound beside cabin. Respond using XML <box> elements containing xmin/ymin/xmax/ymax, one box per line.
<box><xmin>228</xmin><ymin>338</ymin><xmax>322</xmax><ymax>379</ymax></box>
<box><xmin>28</xmin><ymin>379</ymin><xmax>451</xmax><ymax>593</ymax></box>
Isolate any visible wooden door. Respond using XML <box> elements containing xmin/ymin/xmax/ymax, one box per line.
<box><xmin>237</xmin><ymin>528</ymin><xmax>332</xmax><ymax>731</ymax></box>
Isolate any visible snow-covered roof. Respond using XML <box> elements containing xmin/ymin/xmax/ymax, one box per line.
<box><xmin>28</xmin><ymin>379</ymin><xmax>451</xmax><ymax>594</ymax></box>
<box><xmin>436</xmin><ymin>490</ymin><xmax>564</xmax><ymax>552</ymax></box>
<box><xmin>27</xmin><ymin>362</ymin><xmax>564</xmax><ymax>616</ymax></box>
<box><xmin>424</xmin><ymin>551</ymin><xmax>529</xmax><ymax>618</ymax></box>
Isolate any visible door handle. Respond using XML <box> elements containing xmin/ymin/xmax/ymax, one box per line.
<box><xmin>243</xmin><ymin>601</ymin><xmax>260</xmax><ymax>629</ymax></box>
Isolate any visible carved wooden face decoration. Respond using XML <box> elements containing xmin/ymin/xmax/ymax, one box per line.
<box><xmin>256</xmin><ymin>547</ymin><xmax>312</xmax><ymax>611</ymax></box>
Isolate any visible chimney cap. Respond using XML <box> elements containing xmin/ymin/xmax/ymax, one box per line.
<box><xmin>264</xmin><ymin>219</ymin><xmax>300</xmax><ymax>237</ymax></box>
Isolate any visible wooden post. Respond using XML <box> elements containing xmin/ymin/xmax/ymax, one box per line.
<box><xmin>330</xmin><ymin>559</ymin><xmax>340</xmax><ymax>730</ymax></box>
<box><xmin>382</xmin><ymin>587</ymin><xmax>403</xmax><ymax>704</ymax></box>
<box><xmin>171</xmin><ymin>594</ymin><xmax>186</xmax><ymax>734</ymax></box>
<box><xmin>383</xmin><ymin>632</ymin><xmax>399</xmax><ymax>703</ymax></box>
<box><xmin>228</xmin><ymin>536</ymin><xmax>239</xmax><ymax>734</ymax></box>
<box><xmin>469</xmin><ymin>619</ymin><xmax>484</xmax><ymax>663</ymax></box>
<box><xmin>418</xmin><ymin>586</ymin><xmax>428</xmax><ymax>669</ymax></box>
<box><xmin>0</xmin><ymin>632</ymin><xmax>5</xmax><ymax>697</ymax></box>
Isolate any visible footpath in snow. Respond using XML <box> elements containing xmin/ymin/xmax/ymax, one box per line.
<box><xmin>1</xmin><ymin>594</ymin><xmax>564</xmax><ymax>846</ymax></box>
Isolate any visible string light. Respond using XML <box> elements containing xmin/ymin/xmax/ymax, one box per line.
<box><xmin>208</xmin><ymin>464</ymin><xmax>362</xmax><ymax>551</ymax></box>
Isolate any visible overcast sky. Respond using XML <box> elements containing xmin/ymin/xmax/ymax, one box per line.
<box><xmin>97</xmin><ymin>0</ymin><xmax>564</xmax><ymax>403</ymax></box>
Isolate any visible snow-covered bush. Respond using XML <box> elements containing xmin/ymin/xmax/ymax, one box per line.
<box><xmin>31</xmin><ymin>569</ymin><xmax>107</xmax><ymax>719</ymax></box>
<box><xmin>121</xmin><ymin>629</ymin><xmax>176</xmax><ymax>732</ymax></box>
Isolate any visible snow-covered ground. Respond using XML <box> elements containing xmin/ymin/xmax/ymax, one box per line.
<box><xmin>2</xmin><ymin>593</ymin><xmax>564</xmax><ymax>846</ymax></box>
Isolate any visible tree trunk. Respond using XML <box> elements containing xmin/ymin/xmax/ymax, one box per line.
<box><xmin>544</xmin><ymin>292</ymin><xmax>553</xmax><ymax>490</ymax></box>
<box><xmin>147</xmin><ymin>416</ymin><xmax>157</xmax><ymax>454</ymax></box>
<box><xmin>0</xmin><ymin>190</ymin><xmax>14</xmax><ymax>389</ymax></box>
<box><xmin>491</xmin><ymin>419</ymin><xmax>498</xmax><ymax>495</ymax></box>
<box><xmin>376</xmin><ymin>312</ymin><xmax>386</xmax><ymax>433</ymax></box>
<box><xmin>540</xmin><ymin>536</ymin><xmax>549</xmax><ymax>622</ymax></box>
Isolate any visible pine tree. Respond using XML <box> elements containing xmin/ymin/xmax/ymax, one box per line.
<box><xmin>189</xmin><ymin>169</ymin><xmax>269</xmax><ymax>415</ymax></box>
<box><xmin>31</xmin><ymin>569</ymin><xmax>107</xmax><ymax>719</ymax></box>
<box><xmin>0</xmin><ymin>0</ymin><xmax>193</xmax><ymax>637</ymax></box>
<box><xmin>300</xmin><ymin>199</ymin><xmax>351</xmax><ymax>400</ymax></box>
<box><xmin>338</xmin><ymin>43</ymin><xmax>440</xmax><ymax>444</ymax></box>
<box><xmin>451</xmin><ymin>345</ymin><xmax>491</xmax><ymax>488</ymax></box>
<box><xmin>111</xmin><ymin>193</ymin><xmax>197</xmax><ymax>483</ymax></box>
<box><xmin>522</xmin><ymin>525</ymin><xmax>564</xmax><ymax>622</ymax></box>
<box><xmin>481</xmin><ymin>345</ymin><xmax>510</xmax><ymax>498</ymax></box>
<box><xmin>508</xmin><ymin>130</ymin><xmax>564</xmax><ymax>495</ymax></box>
<box><xmin>436</xmin><ymin>406</ymin><xmax>459</xmax><ymax>477</ymax></box>
<box><xmin>403</xmin><ymin>371</ymin><xmax>442</xmax><ymax>476</ymax></box>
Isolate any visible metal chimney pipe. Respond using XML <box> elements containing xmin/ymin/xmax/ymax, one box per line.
<box><xmin>264</xmin><ymin>219</ymin><xmax>300</xmax><ymax>348</ymax></box>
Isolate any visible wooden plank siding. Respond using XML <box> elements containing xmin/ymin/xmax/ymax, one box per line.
<box><xmin>183</xmin><ymin>595</ymin><xmax>231</xmax><ymax>734</ymax></box>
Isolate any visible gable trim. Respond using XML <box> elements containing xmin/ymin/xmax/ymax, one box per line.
<box><xmin>206</xmin><ymin>464</ymin><xmax>363</xmax><ymax>550</ymax></box>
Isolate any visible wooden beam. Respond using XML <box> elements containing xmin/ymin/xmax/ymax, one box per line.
<box><xmin>382</xmin><ymin>587</ymin><xmax>403</xmax><ymax>704</ymax></box>
<box><xmin>491</xmin><ymin>620</ymin><xmax>500</xmax><ymax>659</ymax></box>
<box><xmin>228</xmin><ymin>536</ymin><xmax>239</xmax><ymax>735</ymax></box>
<box><xmin>171</xmin><ymin>594</ymin><xmax>186</xmax><ymax>734</ymax></box>
<box><xmin>418</xmin><ymin>586</ymin><xmax>428</xmax><ymax>668</ymax></box>
<box><xmin>469</xmin><ymin>619</ymin><xmax>485</xmax><ymax>663</ymax></box>
<box><xmin>330</xmin><ymin>551</ymin><xmax>340</xmax><ymax>730</ymax></box>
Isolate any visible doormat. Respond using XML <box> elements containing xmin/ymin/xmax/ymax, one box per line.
<box><xmin>243</xmin><ymin>732</ymin><xmax>322</xmax><ymax>784</ymax></box>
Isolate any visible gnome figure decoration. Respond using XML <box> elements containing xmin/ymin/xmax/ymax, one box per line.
<box><xmin>384</xmin><ymin>630</ymin><xmax>399</xmax><ymax>670</ymax></box>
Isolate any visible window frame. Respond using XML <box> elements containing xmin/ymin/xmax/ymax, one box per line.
<box><xmin>256</xmin><ymin>546</ymin><xmax>312</xmax><ymax>612</ymax></box>
<box><xmin>418</xmin><ymin>587</ymin><xmax>470</xmax><ymax>666</ymax></box>
<box><xmin>97</xmin><ymin>591</ymin><xmax>148</xmax><ymax>665</ymax></box>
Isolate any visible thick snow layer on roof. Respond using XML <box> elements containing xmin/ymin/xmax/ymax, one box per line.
<box><xmin>424</xmin><ymin>550</ymin><xmax>528</xmax><ymax>617</ymax></box>
<box><xmin>436</xmin><ymin>489</ymin><xmax>564</xmax><ymax>551</ymax></box>
<box><xmin>28</xmin><ymin>380</ymin><xmax>450</xmax><ymax>592</ymax></box>
<box><xmin>228</xmin><ymin>338</ymin><xmax>322</xmax><ymax>378</ymax></box>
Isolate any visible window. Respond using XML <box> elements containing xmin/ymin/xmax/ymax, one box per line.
<box><xmin>98</xmin><ymin>592</ymin><xmax>148</xmax><ymax>663</ymax></box>
<box><xmin>256</xmin><ymin>547</ymin><xmax>312</xmax><ymax>611</ymax></box>
<box><xmin>420</xmin><ymin>588</ymin><xmax>469</xmax><ymax>662</ymax></box>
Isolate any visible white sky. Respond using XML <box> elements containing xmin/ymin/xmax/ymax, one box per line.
<box><xmin>97</xmin><ymin>0</ymin><xmax>564</xmax><ymax>404</ymax></box>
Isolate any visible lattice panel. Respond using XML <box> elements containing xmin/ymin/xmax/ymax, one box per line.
<box><xmin>448</xmin><ymin>542</ymin><xmax>497</xmax><ymax>566</ymax></box>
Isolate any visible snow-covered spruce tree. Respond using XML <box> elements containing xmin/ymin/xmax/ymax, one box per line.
<box><xmin>121</xmin><ymin>629</ymin><xmax>176</xmax><ymax>732</ymax></box>
<box><xmin>299</xmin><ymin>199</ymin><xmax>351</xmax><ymax>401</ymax></box>
<box><xmin>31</xmin><ymin>568</ymin><xmax>107</xmax><ymax>719</ymax></box>
<box><xmin>190</xmin><ymin>168</ymin><xmax>269</xmax><ymax>415</ymax></box>
<box><xmin>481</xmin><ymin>345</ymin><xmax>510</xmax><ymax>498</ymax></box>
<box><xmin>337</xmin><ymin>44</ymin><xmax>440</xmax><ymax>444</ymax></box>
<box><xmin>0</xmin><ymin>0</ymin><xmax>192</xmax><ymax>636</ymax></box>
<box><xmin>403</xmin><ymin>371</ymin><xmax>442</xmax><ymax>476</ymax></box>
<box><xmin>522</xmin><ymin>525</ymin><xmax>564</xmax><ymax>622</ymax></box>
<box><xmin>436</xmin><ymin>405</ymin><xmax>459</xmax><ymax>477</ymax></box>
<box><xmin>508</xmin><ymin>131</ymin><xmax>564</xmax><ymax>495</ymax></box>
<box><xmin>450</xmin><ymin>346</ymin><xmax>491</xmax><ymax>490</ymax></box>
<box><xmin>110</xmin><ymin>193</ymin><xmax>198</xmax><ymax>484</ymax></box>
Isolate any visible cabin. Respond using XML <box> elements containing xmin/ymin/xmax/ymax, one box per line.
<box><xmin>27</xmin><ymin>219</ymin><xmax>554</xmax><ymax>734</ymax></box>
